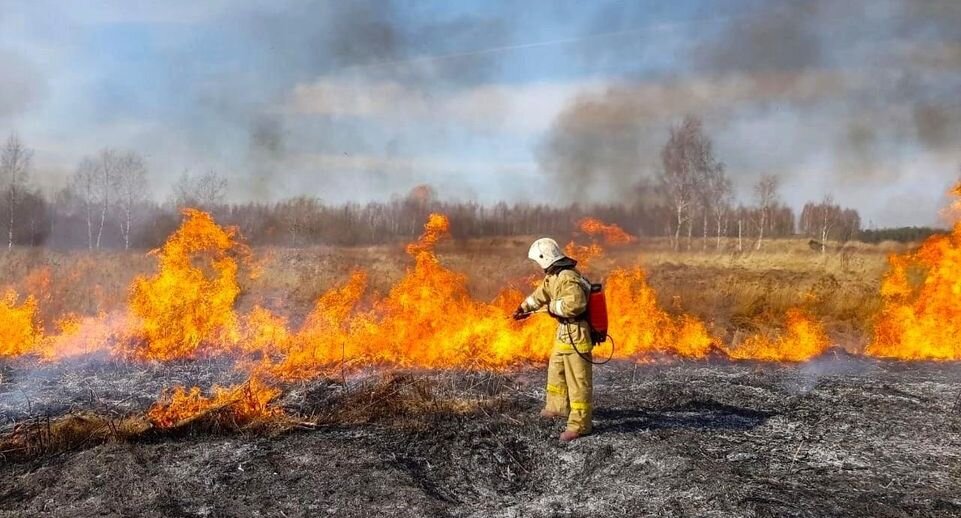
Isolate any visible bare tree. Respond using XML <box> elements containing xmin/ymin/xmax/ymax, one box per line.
<box><xmin>195</xmin><ymin>171</ymin><xmax>227</xmax><ymax>207</ymax></box>
<box><xmin>737</xmin><ymin>218</ymin><xmax>743</xmax><ymax>252</ymax></box>
<box><xmin>800</xmin><ymin>196</ymin><xmax>842</xmax><ymax>254</ymax></box>
<box><xmin>0</xmin><ymin>134</ymin><xmax>32</xmax><ymax>249</ymax></box>
<box><xmin>801</xmin><ymin>196</ymin><xmax>863</xmax><ymax>253</ymax></box>
<box><xmin>706</xmin><ymin>165</ymin><xmax>733</xmax><ymax>250</ymax></box>
<box><xmin>686</xmin><ymin>139</ymin><xmax>724</xmax><ymax>252</ymax></box>
<box><xmin>815</xmin><ymin>196</ymin><xmax>841</xmax><ymax>254</ymax></box>
<box><xmin>113</xmin><ymin>152</ymin><xmax>148</xmax><ymax>249</ymax></box>
<box><xmin>690</xmin><ymin>123</ymin><xmax>720</xmax><ymax>251</ymax></box>
<box><xmin>278</xmin><ymin>196</ymin><xmax>321</xmax><ymax>246</ymax></box>
<box><xmin>93</xmin><ymin>149</ymin><xmax>120</xmax><ymax>249</ymax></box>
<box><xmin>660</xmin><ymin>116</ymin><xmax>711</xmax><ymax>251</ymax></box>
<box><xmin>694</xmin><ymin>155</ymin><xmax>712</xmax><ymax>251</ymax></box>
<box><xmin>68</xmin><ymin>158</ymin><xmax>98</xmax><ymax>249</ymax></box>
<box><xmin>172</xmin><ymin>170</ymin><xmax>228</xmax><ymax>209</ymax></box>
<box><xmin>171</xmin><ymin>171</ymin><xmax>193</xmax><ymax>208</ymax></box>
<box><xmin>753</xmin><ymin>174</ymin><xmax>780</xmax><ymax>250</ymax></box>
<box><xmin>838</xmin><ymin>208</ymin><xmax>861</xmax><ymax>244</ymax></box>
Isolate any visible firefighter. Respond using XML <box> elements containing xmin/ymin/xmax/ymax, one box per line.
<box><xmin>513</xmin><ymin>237</ymin><xmax>593</xmax><ymax>442</ymax></box>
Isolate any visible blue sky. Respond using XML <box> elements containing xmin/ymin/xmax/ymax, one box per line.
<box><xmin>0</xmin><ymin>0</ymin><xmax>959</xmax><ymax>226</ymax></box>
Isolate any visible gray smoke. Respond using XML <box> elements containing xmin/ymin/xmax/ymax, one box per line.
<box><xmin>692</xmin><ymin>1</ymin><xmax>823</xmax><ymax>74</ymax></box>
<box><xmin>3</xmin><ymin>0</ymin><xmax>960</xmax><ymax>221</ymax></box>
<box><xmin>0</xmin><ymin>50</ymin><xmax>45</xmax><ymax>120</ymax></box>
<box><xmin>209</xmin><ymin>0</ymin><xmax>508</xmax><ymax>200</ymax></box>
<box><xmin>782</xmin><ymin>351</ymin><xmax>878</xmax><ymax>395</ymax></box>
<box><xmin>540</xmin><ymin>0</ymin><xmax>961</xmax><ymax>211</ymax></box>
<box><xmin>62</xmin><ymin>0</ymin><xmax>514</xmax><ymax>201</ymax></box>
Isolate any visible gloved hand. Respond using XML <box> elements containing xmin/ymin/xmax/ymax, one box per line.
<box><xmin>512</xmin><ymin>307</ymin><xmax>530</xmax><ymax>321</ymax></box>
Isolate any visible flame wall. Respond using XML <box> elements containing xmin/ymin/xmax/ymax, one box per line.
<box><xmin>13</xmin><ymin>201</ymin><xmax>961</xmax><ymax>427</ymax></box>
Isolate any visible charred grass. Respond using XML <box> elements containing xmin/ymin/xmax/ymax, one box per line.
<box><xmin>0</xmin><ymin>368</ymin><xmax>523</xmax><ymax>464</ymax></box>
<box><xmin>4</xmin><ymin>361</ymin><xmax>961</xmax><ymax>517</ymax></box>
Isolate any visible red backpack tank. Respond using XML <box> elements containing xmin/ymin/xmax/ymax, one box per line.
<box><xmin>586</xmin><ymin>283</ymin><xmax>608</xmax><ymax>344</ymax></box>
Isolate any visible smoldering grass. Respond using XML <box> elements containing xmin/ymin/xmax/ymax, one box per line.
<box><xmin>0</xmin><ymin>412</ymin><xmax>151</xmax><ymax>462</ymax></box>
<box><xmin>0</xmin><ymin>368</ymin><xmax>531</xmax><ymax>463</ymax></box>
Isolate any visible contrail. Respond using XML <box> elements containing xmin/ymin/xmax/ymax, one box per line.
<box><xmin>339</xmin><ymin>13</ymin><xmax>755</xmax><ymax>73</ymax></box>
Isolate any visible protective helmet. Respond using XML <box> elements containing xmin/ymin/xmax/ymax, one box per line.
<box><xmin>528</xmin><ymin>238</ymin><xmax>566</xmax><ymax>270</ymax></box>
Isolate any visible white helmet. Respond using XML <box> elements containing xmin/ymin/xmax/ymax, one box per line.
<box><xmin>528</xmin><ymin>238</ymin><xmax>566</xmax><ymax>270</ymax></box>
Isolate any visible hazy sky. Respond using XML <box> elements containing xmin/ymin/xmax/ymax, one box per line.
<box><xmin>0</xmin><ymin>0</ymin><xmax>959</xmax><ymax>227</ymax></box>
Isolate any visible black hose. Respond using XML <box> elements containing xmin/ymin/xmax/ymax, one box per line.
<box><xmin>565</xmin><ymin>322</ymin><xmax>615</xmax><ymax>366</ymax></box>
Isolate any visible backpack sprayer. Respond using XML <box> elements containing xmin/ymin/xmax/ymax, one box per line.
<box><xmin>567</xmin><ymin>282</ymin><xmax>615</xmax><ymax>365</ymax></box>
<box><xmin>585</xmin><ymin>283</ymin><xmax>609</xmax><ymax>346</ymax></box>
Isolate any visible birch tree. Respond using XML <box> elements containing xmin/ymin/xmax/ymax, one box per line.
<box><xmin>659</xmin><ymin>117</ymin><xmax>703</xmax><ymax>251</ymax></box>
<box><xmin>113</xmin><ymin>151</ymin><xmax>147</xmax><ymax>249</ymax></box>
<box><xmin>93</xmin><ymin>149</ymin><xmax>119</xmax><ymax>249</ymax></box>
<box><xmin>0</xmin><ymin>134</ymin><xmax>32</xmax><ymax>249</ymax></box>
<box><xmin>68</xmin><ymin>158</ymin><xmax>98</xmax><ymax>249</ymax></box>
<box><xmin>706</xmin><ymin>165</ymin><xmax>733</xmax><ymax>250</ymax></box>
<box><xmin>801</xmin><ymin>196</ymin><xmax>842</xmax><ymax>254</ymax></box>
<box><xmin>753</xmin><ymin>174</ymin><xmax>780</xmax><ymax>251</ymax></box>
<box><xmin>816</xmin><ymin>196</ymin><xmax>842</xmax><ymax>254</ymax></box>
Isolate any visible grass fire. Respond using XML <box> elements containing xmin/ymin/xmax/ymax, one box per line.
<box><xmin>3</xmin><ymin>2</ymin><xmax>961</xmax><ymax>516</ymax></box>
<box><xmin>3</xmin><ymin>195</ymin><xmax>961</xmax><ymax>514</ymax></box>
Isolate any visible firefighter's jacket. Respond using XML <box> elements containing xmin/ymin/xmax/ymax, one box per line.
<box><xmin>520</xmin><ymin>268</ymin><xmax>593</xmax><ymax>353</ymax></box>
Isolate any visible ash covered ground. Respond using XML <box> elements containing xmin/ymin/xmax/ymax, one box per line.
<box><xmin>2</xmin><ymin>355</ymin><xmax>961</xmax><ymax>517</ymax></box>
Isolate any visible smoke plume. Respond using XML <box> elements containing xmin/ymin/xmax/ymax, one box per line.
<box><xmin>539</xmin><ymin>0</ymin><xmax>961</xmax><ymax>219</ymax></box>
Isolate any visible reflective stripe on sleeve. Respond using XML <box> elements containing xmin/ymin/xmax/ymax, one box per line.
<box><xmin>523</xmin><ymin>295</ymin><xmax>538</xmax><ymax>311</ymax></box>
<box><xmin>551</xmin><ymin>299</ymin><xmax>565</xmax><ymax>315</ymax></box>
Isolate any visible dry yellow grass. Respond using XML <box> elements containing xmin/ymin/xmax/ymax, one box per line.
<box><xmin>0</xmin><ymin>237</ymin><xmax>913</xmax><ymax>352</ymax></box>
<box><xmin>598</xmin><ymin>238</ymin><xmax>902</xmax><ymax>351</ymax></box>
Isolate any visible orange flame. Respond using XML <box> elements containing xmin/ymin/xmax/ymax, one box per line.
<box><xmin>0</xmin><ymin>210</ymin><xmax>838</xmax><ymax>372</ymax></box>
<box><xmin>726</xmin><ymin>308</ymin><xmax>829</xmax><ymax>362</ymax></box>
<box><xmin>0</xmin><ymin>208</ymin><xmax>889</xmax><ymax>427</ymax></box>
<box><xmin>565</xmin><ymin>217</ymin><xmax>635</xmax><ymax>270</ymax></box>
<box><xmin>267</xmin><ymin>270</ymin><xmax>368</xmax><ymax>379</ymax></box>
<box><xmin>37</xmin><ymin>312</ymin><xmax>118</xmax><ymax>360</ymax></box>
<box><xmin>603</xmin><ymin>267</ymin><xmax>714</xmax><ymax>358</ymax></box>
<box><xmin>128</xmin><ymin>209</ymin><xmax>248</xmax><ymax>360</ymax></box>
<box><xmin>260</xmin><ymin>215</ymin><xmax>713</xmax><ymax>378</ymax></box>
<box><xmin>867</xmin><ymin>183</ymin><xmax>961</xmax><ymax>360</ymax></box>
<box><xmin>577</xmin><ymin>217</ymin><xmax>636</xmax><ymax>245</ymax></box>
<box><xmin>265</xmin><ymin>213</ymin><xmax>551</xmax><ymax>371</ymax></box>
<box><xmin>147</xmin><ymin>376</ymin><xmax>282</xmax><ymax>429</ymax></box>
<box><xmin>0</xmin><ymin>290</ymin><xmax>41</xmax><ymax>357</ymax></box>
<box><xmin>238</xmin><ymin>306</ymin><xmax>291</xmax><ymax>355</ymax></box>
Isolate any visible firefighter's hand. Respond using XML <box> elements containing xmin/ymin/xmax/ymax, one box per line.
<box><xmin>512</xmin><ymin>307</ymin><xmax>530</xmax><ymax>321</ymax></box>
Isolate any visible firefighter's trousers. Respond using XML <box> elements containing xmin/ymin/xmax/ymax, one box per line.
<box><xmin>544</xmin><ymin>344</ymin><xmax>593</xmax><ymax>434</ymax></box>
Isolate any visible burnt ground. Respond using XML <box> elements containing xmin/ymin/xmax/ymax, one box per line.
<box><xmin>2</xmin><ymin>354</ymin><xmax>961</xmax><ymax>517</ymax></box>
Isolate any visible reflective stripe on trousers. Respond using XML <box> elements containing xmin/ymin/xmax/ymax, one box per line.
<box><xmin>546</xmin><ymin>383</ymin><xmax>567</xmax><ymax>396</ymax></box>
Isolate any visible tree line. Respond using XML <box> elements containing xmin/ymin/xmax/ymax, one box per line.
<box><xmin>656</xmin><ymin>116</ymin><xmax>866</xmax><ymax>252</ymax></box>
<box><xmin>0</xmin><ymin>122</ymin><xmax>915</xmax><ymax>251</ymax></box>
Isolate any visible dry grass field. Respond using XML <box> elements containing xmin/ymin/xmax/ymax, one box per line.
<box><xmin>0</xmin><ymin>236</ymin><xmax>910</xmax><ymax>353</ymax></box>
